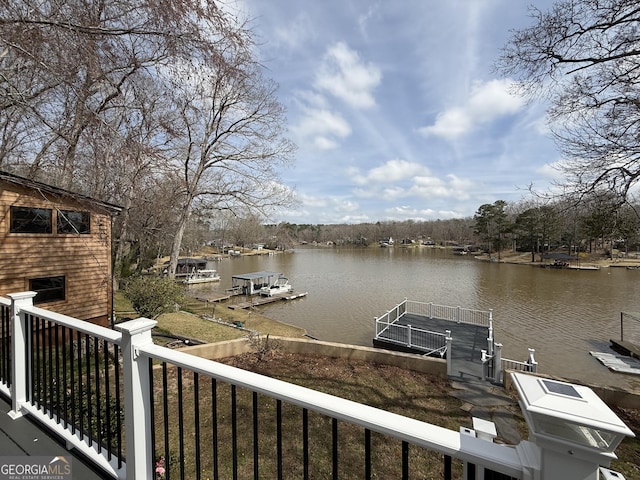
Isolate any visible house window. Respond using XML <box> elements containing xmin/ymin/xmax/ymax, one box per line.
<box><xmin>57</xmin><ymin>210</ymin><xmax>91</xmax><ymax>234</ymax></box>
<box><xmin>29</xmin><ymin>276</ymin><xmax>65</xmax><ymax>304</ymax></box>
<box><xmin>10</xmin><ymin>206</ymin><xmax>52</xmax><ymax>233</ymax></box>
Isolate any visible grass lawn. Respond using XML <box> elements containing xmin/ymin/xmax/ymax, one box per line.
<box><xmin>114</xmin><ymin>291</ymin><xmax>306</xmax><ymax>344</ymax></box>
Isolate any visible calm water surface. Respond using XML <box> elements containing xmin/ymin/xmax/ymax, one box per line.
<box><xmin>192</xmin><ymin>246</ymin><xmax>640</xmax><ymax>392</ymax></box>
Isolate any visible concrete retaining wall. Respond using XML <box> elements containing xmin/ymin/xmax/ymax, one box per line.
<box><xmin>179</xmin><ymin>336</ymin><xmax>448</xmax><ymax>378</ymax></box>
<box><xmin>180</xmin><ymin>337</ymin><xmax>638</xmax><ymax>408</ymax></box>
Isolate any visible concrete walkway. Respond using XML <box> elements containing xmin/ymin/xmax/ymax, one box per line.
<box><xmin>450</xmin><ymin>378</ymin><xmax>523</xmax><ymax>445</ymax></box>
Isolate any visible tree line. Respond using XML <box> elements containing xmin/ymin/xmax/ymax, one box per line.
<box><xmin>214</xmin><ymin>194</ymin><xmax>640</xmax><ymax>262</ymax></box>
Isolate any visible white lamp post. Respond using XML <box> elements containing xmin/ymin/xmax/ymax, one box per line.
<box><xmin>511</xmin><ymin>373</ymin><xmax>634</xmax><ymax>480</ymax></box>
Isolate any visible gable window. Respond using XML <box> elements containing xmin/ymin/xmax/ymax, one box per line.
<box><xmin>10</xmin><ymin>206</ymin><xmax>52</xmax><ymax>233</ymax></box>
<box><xmin>29</xmin><ymin>276</ymin><xmax>66</xmax><ymax>304</ymax></box>
<box><xmin>57</xmin><ymin>210</ymin><xmax>90</xmax><ymax>234</ymax></box>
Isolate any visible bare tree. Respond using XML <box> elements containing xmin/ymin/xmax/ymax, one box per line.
<box><xmin>163</xmin><ymin>51</ymin><xmax>295</xmax><ymax>277</ymax></box>
<box><xmin>497</xmin><ymin>0</ymin><xmax>640</xmax><ymax>205</ymax></box>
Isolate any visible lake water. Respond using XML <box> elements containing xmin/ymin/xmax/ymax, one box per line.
<box><xmin>190</xmin><ymin>246</ymin><xmax>640</xmax><ymax>392</ymax></box>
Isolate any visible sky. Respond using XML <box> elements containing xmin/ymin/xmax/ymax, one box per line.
<box><xmin>237</xmin><ymin>0</ymin><xmax>561</xmax><ymax>225</ymax></box>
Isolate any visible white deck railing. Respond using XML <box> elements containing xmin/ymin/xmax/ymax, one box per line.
<box><xmin>405</xmin><ymin>300</ymin><xmax>492</xmax><ymax>326</ymax></box>
<box><xmin>0</xmin><ymin>292</ymin><xmax>531</xmax><ymax>479</ymax></box>
<box><xmin>2</xmin><ymin>292</ymin><xmax>627</xmax><ymax>480</ymax></box>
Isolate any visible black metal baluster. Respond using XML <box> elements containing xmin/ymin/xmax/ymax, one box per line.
<box><xmin>332</xmin><ymin>418</ymin><xmax>338</xmax><ymax>479</ymax></box>
<box><xmin>93</xmin><ymin>337</ymin><xmax>102</xmax><ymax>452</ymax></box>
<box><xmin>194</xmin><ymin>372</ymin><xmax>201</xmax><ymax>480</ymax></box>
<box><xmin>114</xmin><ymin>344</ymin><xmax>123</xmax><ymax>468</ymax></box>
<box><xmin>77</xmin><ymin>329</ymin><xmax>83</xmax><ymax>437</ymax></box>
<box><xmin>54</xmin><ymin>322</ymin><xmax>60</xmax><ymax>422</ymax></box>
<box><xmin>231</xmin><ymin>385</ymin><xmax>238</xmax><ymax>480</ymax></box>
<box><xmin>444</xmin><ymin>455</ymin><xmax>452</xmax><ymax>480</ymax></box>
<box><xmin>36</xmin><ymin>316</ymin><xmax>42</xmax><ymax>407</ymax></box>
<box><xmin>276</xmin><ymin>400</ymin><xmax>283</xmax><ymax>480</ymax></box>
<box><xmin>364</xmin><ymin>429</ymin><xmax>371</xmax><ymax>480</ymax></box>
<box><xmin>211</xmin><ymin>379</ymin><xmax>218</xmax><ymax>480</ymax></box>
<box><xmin>303</xmin><ymin>408</ymin><xmax>309</xmax><ymax>480</ymax></box>
<box><xmin>61</xmin><ymin>326</ymin><xmax>67</xmax><ymax>428</ymax></box>
<box><xmin>253</xmin><ymin>391</ymin><xmax>259</xmax><ymax>480</ymax></box>
<box><xmin>162</xmin><ymin>363</ymin><xmax>170</xmax><ymax>480</ymax></box>
<box><xmin>69</xmin><ymin>328</ymin><xmax>76</xmax><ymax>435</ymax></box>
<box><xmin>32</xmin><ymin>315</ymin><xmax>40</xmax><ymax>405</ymax></box>
<box><xmin>402</xmin><ymin>441</ymin><xmax>409</xmax><ymax>480</ymax></box>
<box><xmin>104</xmin><ymin>340</ymin><xmax>112</xmax><ymax>460</ymax></box>
<box><xmin>177</xmin><ymin>367</ymin><xmax>185</xmax><ymax>480</ymax></box>
<box><xmin>467</xmin><ymin>462</ymin><xmax>476</xmax><ymax>480</ymax></box>
<box><xmin>85</xmin><ymin>333</ymin><xmax>92</xmax><ymax>446</ymax></box>
<box><xmin>47</xmin><ymin>319</ymin><xmax>53</xmax><ymax>418</ymax></box>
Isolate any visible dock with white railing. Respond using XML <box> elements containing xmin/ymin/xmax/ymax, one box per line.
<box><xmin>374</xmin><ymin>299</ymin><xmax>537</xmax><ymax>383</ymax></box>
<box><xmin>374</xmin><ymin>300</ymin><xmax>493</xmax><ymax>379</ymax></box>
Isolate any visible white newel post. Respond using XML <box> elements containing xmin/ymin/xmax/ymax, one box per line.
<box><xmin>527</xmin><ymin>348</ymin><xmax>537</xmax><ymax>373</ymax></box>
<box><xmin>445</xmin><ymin>331</ymin><xmax>453</xmax><ymax>377</ymax></box>
<box><xmin>487</xmin><ymin>318</ymin><xmax>494</xmax><ymax>356</ymax></box>
<box><xmin>493</xmin><ymin>343</ymin><xmax>503</xmax><ymax>384</ymax></box>
<box><xmin>116</xmin><ymin>318</ymin><xmax>157</xmax><ymax>480</ymax></box>
<box><xmin>8</xmin><ymin>291</ymin><xmax>37</xmax><ymax>419</ymax></box>
<box><xmin>481</xmin><ymin>350</ymin><xmax>488</xmax><ymax>381</ymax></box>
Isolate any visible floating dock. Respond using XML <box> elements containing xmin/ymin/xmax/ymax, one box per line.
<box><xmin>228</xmin><ymin>291</ymin><xmax>308</xmax><ymax>309</ymax></box>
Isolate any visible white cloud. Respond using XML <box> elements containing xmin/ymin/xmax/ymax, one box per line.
<box><xmin>349</xmin><ymin>160</ymin><xmax>475</xmax><ymax>201</ymax></box>
<box><xmin>419</xmin><ymin>78</ymin><xmax>525</xmax><ymax>140</ymax></box>
<box><xmin>349</xmin><ymin>159</ymin><xmax>431</xmax><ymax>185</ymax></box>
<box><xmin>291</xmin><ymin>106</ymin><xmax>351</xmax><ymax>150</ymax></box>
<box><xmin>314</xmin><ymin>42</ymin><xmax>382</xmax><ymax>109</ymax></box>
<box><xmin>272</xmin><ymin>13</ymin><xmax>316</xmax><ymax>50</ymax></box>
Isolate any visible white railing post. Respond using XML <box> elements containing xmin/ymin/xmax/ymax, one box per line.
<box><xmin>407</xmin><ymin>325</ymin><xmax>412</xmax><ymax>348</ymax></box>
<box><xmin>456</xmin><ymin>306</ymin><xmax>461</xmax><ymax>323</ymax></box>
<box><xmin>445</xmin><ymin>331</ymin><xmax>453</xmax><ymax>377</ymax></box>
<box><xmin>116</xmin><ymin>318</ymin><xmax>157</xmax><ymax>480</ymax></box>
<box><xmin>487</xmin><ymin>319</ymin><xmax>494</xmax><ymax>356</ymax></box>
<box><xmin>8</xmin><ymin>291</ymin><xmax>37</xmax><ymax>419</ymax></box>
<box><xmin>493</xmin><ymin>343</ymin><xmax>503</xmax><ymax>384</ymax></box>
<box><xmin>429</xmin><ymin>302</ymin><xmax>433</xmax><ymax>319</ymax></box>
<box><xmin>527</xmin><ymin>348</ymin><xmax>538</xmax><ymax>373</ymax></box>
<box><xmin>481</xmin><ymin>350</ymin><xmax>488</xmax><ymax>381</ymax></box>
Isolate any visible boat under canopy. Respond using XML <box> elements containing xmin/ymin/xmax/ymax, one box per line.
<box><xmin>230</xmin><ymin>271</ymin><xmax>283</xmax><ymax>295</ymax></box>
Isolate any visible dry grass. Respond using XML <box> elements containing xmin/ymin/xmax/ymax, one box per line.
<box><xmin>153</xmin><ymin>350</ymin><xmax>470</xmax><ymax>479</ymax></box>
<box><xmin>152</xmin><ymin>349</ymin><xmax>640</xmax><ymax>479</ymax></box>
<box><xmin>114</xmin><ymin>291</ymin><xmax>306</xmax><ymax>345</ymax></box>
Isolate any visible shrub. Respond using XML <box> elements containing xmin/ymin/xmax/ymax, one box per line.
<box><xmin>122</xmin><ymin>275</ymin><xmax>185</xmax><ymax>319</ymax></box>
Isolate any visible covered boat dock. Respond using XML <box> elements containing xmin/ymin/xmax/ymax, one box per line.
<box><xmin>229</xmin><ymin>271</ymin><xmax>283</xmax><ymax>295</ymax></box>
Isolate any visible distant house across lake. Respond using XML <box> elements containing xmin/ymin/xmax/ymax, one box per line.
<box><xmin>0</xmin><ymin>171</ymin><xmax>121</xmax><ymax>325</ymax></box>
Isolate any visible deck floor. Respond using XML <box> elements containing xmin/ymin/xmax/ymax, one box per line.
<box><xmin>0</xmin><ymin>394</ymin><xmax>111</xmax><ymax>479</ymax></box>
<box><xmin>376</xmin><ymin>314</ymin><xmax>491</xmax><ymax>380</ymax></box>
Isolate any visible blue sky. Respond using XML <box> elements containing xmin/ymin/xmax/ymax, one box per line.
<box><xmin>238</xmin><ymin>0</ymin><xmax>561</xmax><ymax>224</ymax></box>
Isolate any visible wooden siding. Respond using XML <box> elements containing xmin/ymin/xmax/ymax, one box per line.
<box><xmin>0</xmin><ymin>183</ymin><xmax>113</xmax><ymax>324</ymax></box>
